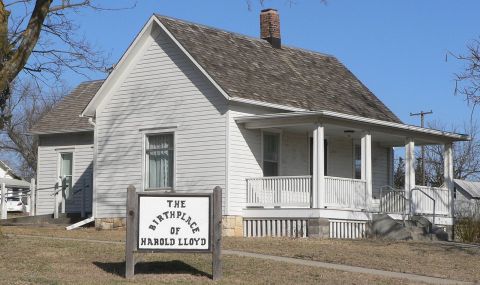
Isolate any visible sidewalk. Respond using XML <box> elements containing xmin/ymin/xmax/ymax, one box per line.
<box><xmin>6</xmin><ymin>233</ymin><xmax>473</xmax><ymax>285</ymax></box>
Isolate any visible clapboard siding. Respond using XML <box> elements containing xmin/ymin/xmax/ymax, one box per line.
<box><xmin>227</xmin><ymin>105</ymin><xmax>282</xmax><ymax>215</ymax></box>
<box><xmin>95</xmin><ymin>25</ymin><xmax>228</xmax><ymax>218</ymax></box>
<box><xmin>372</xmin><ymin>143</ymin><xmax>390</xmax><ymax>198</ymax></box>
<box><xmin>280</xmin><ymin>131</ymin><xmax>310</xmax><ymax>176</ymax></box>
<box><xmin>327</xmin><ymin>137</ymin><xmax>354</xmax><ymax>178</ymax></box>
<box><xmin>36</xmin><ymin>133</ymin><xmax>93</xmax><ymax>215</ymax></box>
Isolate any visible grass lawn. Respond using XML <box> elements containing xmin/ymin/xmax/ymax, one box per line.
<box><xmin>224</xmin><ymin>237</ymin><xmax>480</xmax><ymax>283</ymax></box>
<box><xmin>1</xmin><ymin>226</ymin><xmax>477</xmax><ymax>284</ymax></box>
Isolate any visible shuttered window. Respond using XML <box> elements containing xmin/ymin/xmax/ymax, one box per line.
<box><xmin>146</xmin><ymin>134</ymin><xmax>174</xmax><ymax>189</ymax></box>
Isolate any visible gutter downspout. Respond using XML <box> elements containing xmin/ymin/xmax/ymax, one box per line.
<box><xmin>88</xmin><ymin>117</ymin><xmax>97</xmax><ymax>223</ymax></box>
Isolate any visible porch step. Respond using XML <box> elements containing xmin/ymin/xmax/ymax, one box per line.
<box><xmin>369</xmin><ymin>214</ymin><xmax>448</xmax><ymax>241</ymax></box>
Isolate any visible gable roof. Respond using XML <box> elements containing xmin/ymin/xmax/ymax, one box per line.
<box><xmin>155</xmin><ymin>15</ymin><xmax>401</xmax><ymax>123</ymax></box>
<box><xmin>0</xmin><ymin>160</ymin><xmax>21</xmax><ymax>180</ymax></box>
<box><xmin>454</xmin><ymin>179</ymin><xmax>480</xmax><ymax>199</ymax></box>
<box><xmin>30</xmin><ymin>80</ymin><xmax>104</xmax><ymax>134</ymax></box>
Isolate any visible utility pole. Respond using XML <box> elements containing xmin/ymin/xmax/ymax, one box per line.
<box><xmin>410</xmin><ymin>110</ymin><xmax>433</xmax><ymax>186</ymax></box>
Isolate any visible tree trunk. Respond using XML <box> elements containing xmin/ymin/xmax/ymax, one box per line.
<box><xmin>0</xmin><ymin>0</ymin><xmax>53</xmax><ymax>110</ymax></box>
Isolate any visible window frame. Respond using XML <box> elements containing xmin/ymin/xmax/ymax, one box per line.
<box><xmin>56</xmin><ymin>149</ymin><xmax>75</xmax><ymax>201</ymax></box>
<box><xmin>261</xmin><ymin>130</ymin><xmax>282</xmax><ymax>177</ymax></box>
<box><xmin>353</xmin><ymin>141</ymin><xmax>362</xmax><ymax>180</ymax></box>
<box><xmin>143</xmin><ymin>131</ymin><xmax>176</xmax><ymax>191</ymax></box>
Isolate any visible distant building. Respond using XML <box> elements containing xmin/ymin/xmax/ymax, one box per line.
<box><xmin>0</xmin><ymin>160</ymin><xmax>30</xmax><ymax>212</ymax></box>
<box><xmin>454</xmin><ymin>179</ymin><xmax>480</xmax><ymax>217</ymax></box>
<box><xmin>0</xmin><ymin>160</ymin><xmax>21</xmax><ymax>180</ymax></box>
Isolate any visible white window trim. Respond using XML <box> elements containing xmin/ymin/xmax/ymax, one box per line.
<box><xmin>261</xmin><ymin>129</ymin><xmax>282</xmax><ymax>177</ymax></box>
<box><xmin>142</xmin><ymin>130</ymin><xmax>176</xmax><ymax>191</ymax></box>
<box><xmin>352</xmin><ymin>139</ymin><xmax>361</xmax><ymax>180</ymax></box>
<box><xmin>56</xmin><ymin>150</ymin><xmax>75</xmax><ymax>202</ymax></box>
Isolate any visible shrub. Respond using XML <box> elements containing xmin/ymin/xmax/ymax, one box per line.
<box><xmin>455</xmin><ymin>218</ymin><xmax>480</xmax><ymax>243</ymax></box>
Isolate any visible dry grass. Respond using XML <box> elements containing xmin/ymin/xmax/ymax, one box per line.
<box><xmin>224</xmin><ymin>237</ymin><xmax>480</xmax><ymax>283</ymax></box>
<box><xmin>4</xmin><ymin>226</ymin><xmax>480</xmax><ymax>281</ymax></box>
<box><xmin>2</xmin><ymin>224</ymin><xmax>125</xmax><ymax>241</ymax></box>
<box><xmin>0</xmin><ymin>228</ymin><xmax>421</xmax><ymax>285</ymax></box>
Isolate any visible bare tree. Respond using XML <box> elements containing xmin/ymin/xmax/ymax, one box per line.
<box><xmin>453</xmin><ymin>38</ymin><xmax>480</xmax><ymax>107</ymax></box>
<box><xmin>0</xmin><ymin>0</ymin><xmax>137</xmax><ymax>129</ymax></box>
<box><xmin>245</xmin><ymin>0</ymin><xmax>327</xmax><ymax>10</ymax></box>
<box><xmin>393</xmin><ymin>157</ymin><xmax>405</xmax><ymax>189</ymax></box>
<box><xmin>422</xmin><ymin>122</ymin><xmax>480</xmax><ymax>186</ymax></box>
<box><xmin>0</xmin><ymin>79</ymin><xmax>66</xmax><ymax>178</ymax></box>
<box><xmin>394</xmin><ymin>122</ymin><xmax>480</xmax><ymax>187</ymax></box>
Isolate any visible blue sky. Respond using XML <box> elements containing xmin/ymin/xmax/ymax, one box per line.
<box><xmin>62</xmin><ymin>0</ymin><xmax>480</xmax><ymax>128</ymax></box>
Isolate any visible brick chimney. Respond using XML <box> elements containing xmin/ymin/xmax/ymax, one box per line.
<box><xmin>260</xmin><ymin>8</ymin><xmax>281</xmax><ymax>48</ymax></box>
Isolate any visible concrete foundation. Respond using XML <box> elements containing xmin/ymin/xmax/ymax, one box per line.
<box><xmin>307</xmin><ymin>218</ymin><xmax>330</xmax><ymax>238</ymax></box>
<box><xmin>95</xmin><ymin>218</ymin><xmax>126</xmax><ymax>230</ymax></box>
<box><xmin>222</xmin><ymin>215</ymin><xmax>243</xmax><ymax>237</ymax></box>
<box><xmin>95</xmin><ymin>215</ymin><xmax>244</xmax><ymax>236</ymax></box>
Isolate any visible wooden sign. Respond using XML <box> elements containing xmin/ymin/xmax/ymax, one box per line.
<box><xmin>138</xmin><ymin>194</ymin><xmax>211</xmax><ymax>251</ymax></box>
<box><xmin>125</xmin><ymin>186</ymin><xmax>222</xmax><ymax>280</ymax></box>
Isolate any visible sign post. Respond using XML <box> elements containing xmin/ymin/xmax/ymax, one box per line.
<box><xmin>125</xmin><ymin>185</ymin><xmax>222</xmax><ymax>280</ymax></box>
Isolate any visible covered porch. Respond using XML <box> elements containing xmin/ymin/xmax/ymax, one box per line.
<box><xmin>237</xmin><ymin>110</ymin><xmax>467</xmax><ymax>219</ymax></box>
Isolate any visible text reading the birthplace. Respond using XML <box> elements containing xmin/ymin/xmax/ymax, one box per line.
<box><xmin>138</xmin><ymin>195</ymin><xmax>210</xmax><ymax>250</ymax></box>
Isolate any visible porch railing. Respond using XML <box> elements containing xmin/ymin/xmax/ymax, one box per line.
<box><xmin>246</xmin><ymin>176</ymin><xmax>311</xmax><ymax>208</ymax></box>
<box><xmin>411</xmin><ymin>186</ymin><xmax>449</xmax><ymax>216</ymax></box>
<box><xmin>324</xmin><ymin>176</ymin><xmax>367</xmax><ymax>210</ymax></box>
<box><xmin>379</xmin><ymin>186</ymin><xmax>408</xmax><ymax>214</ymax></box>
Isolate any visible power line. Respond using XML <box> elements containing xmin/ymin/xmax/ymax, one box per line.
<box><xmin>410</xmin><ymin>110</ymin><xmax>433</xmax><ymax>186</ymax></box>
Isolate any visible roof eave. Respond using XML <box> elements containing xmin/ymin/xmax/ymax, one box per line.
<box><xmin>30</xmin><ymin>128</ymin><xmax>94</xmax><ymax>135</ymax></box>
<box><xmin>235</xmin><ymin>110</ymin><xmax>470</xmax><ymax>142</ymax></box>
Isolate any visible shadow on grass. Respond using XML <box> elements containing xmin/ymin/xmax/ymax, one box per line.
<box><xmin>93</xmin><ymin>260</ymin><xmax>211</xmax><ymax>278</ymax></box>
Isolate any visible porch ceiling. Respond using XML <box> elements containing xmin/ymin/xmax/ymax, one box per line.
<box><xmin>235</xmin><ymin>110</ymin><xmax>469</xmax><ymax>145</ymax></box>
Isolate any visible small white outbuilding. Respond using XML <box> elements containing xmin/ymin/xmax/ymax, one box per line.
<box><xmin>454</xmin><ymin>179</ymin><xmax>480</xmax><ymax>217</ymax></box>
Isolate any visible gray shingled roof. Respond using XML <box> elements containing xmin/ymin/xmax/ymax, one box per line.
<box><xmin>30</xmin><ymin>80</ymin><xmax>103</xmax><ymax>134</ymax></box>
<box><xmin>454</xmin><ymin>179</ymin><xmax>480</xmax><ymax>199</ymax></box>
<box><xmin>32</xmin><ymin>16</ymin><xmax>402</xmax><ymax>134</ymax></box>
<box><xmin>156</xmin><ymin>15</ymin><xmax>401</xmax><ymax>123</ymax></box>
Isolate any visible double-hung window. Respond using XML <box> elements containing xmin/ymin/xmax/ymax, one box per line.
<box><xmin>263</xmin><ymin>132</ymin><xmax>280</xmax><ymax>176</ymax></box>
<box><xmin>354</xmin><ymin>143</ymin><xmax>362</xmax><ymax>179</ymax></box>
<box><xmin>146</xmin><ymin>134</ymin><xmax>174</xmax><ymax>189</ymax></box>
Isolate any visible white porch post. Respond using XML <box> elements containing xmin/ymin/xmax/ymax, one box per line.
<box><xmin>1</xmin><ymin>183</ymin><xmax>6</xmax><ymax>220</ymax></box>
<box><xmin>312</xmin><ymin>124</ymin><xmax>325</xmax><ymax>208</ymax></box>
<box><xmin>30</xmin><ymin>178</ymin><xmax>36</xmax><ymax>216</ymax></box>
<box><xmin>444</xmin><ymin>143</ymin><xmax>454</xmax><ymax>217</ymax></box>
<box><xmin>405</xmin><ymin>138</ymin><xmax>415</xmax><ymax>208</ymax></box>
<box><xmin>361</xmin><ymin>132</ymin><xmax>372</xmax><ymax>206</ymax></box>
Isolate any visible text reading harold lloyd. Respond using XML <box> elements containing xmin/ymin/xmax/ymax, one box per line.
<box><xmin>138</xmin><ymin>196</ymin><xmax>210</xmax><ymax>250</ymax></box>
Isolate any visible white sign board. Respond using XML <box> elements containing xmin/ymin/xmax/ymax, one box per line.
<box><xmin>137</xmin><ymin>195</ymin><xmax>211</xmax><ymax>251</ymax></box>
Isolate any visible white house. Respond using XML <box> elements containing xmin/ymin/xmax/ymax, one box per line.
<box><xmin>454</xmin><ymin>179</ymin><xmax>480</xmax><ymax>217</ymax></box>
<box><xmin>0</xmin><ymin>160</ymin><xmax>20</xmax><ymax>180</ymax></box>
<box><xmin>0</xmin><ymin>160</ymin><xmax>31</xmax><ymax>213</ymax></box>
<box><xmin>31</xmin><ymin>10</ymin><xmax>469</xmax><ymax>237</ymax></box>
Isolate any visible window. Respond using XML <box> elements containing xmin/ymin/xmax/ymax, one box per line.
<box><xmin>354</xmin><ymin>144</ymin><xmax>361</xmax><ymax>179</ymax></box>
<box><xmin>60</xmin><ymin>153</ymin><xmax>73</xmax><ymax>199</ymax></box>
<box><xmin>263</xmin><ymin>132</ymin><xmax>279</xmax><ymax>176</ymax></box>
<box><xmin>146</xmin><ymin>134</ymin><xmax>174</xmax><ymax>189</ymax></box>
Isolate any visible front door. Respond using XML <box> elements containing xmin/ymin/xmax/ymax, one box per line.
<box><xmin>60</xmin><ymin>153</ymin><xmax>73</xmax><ymax>200</ymax></box>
